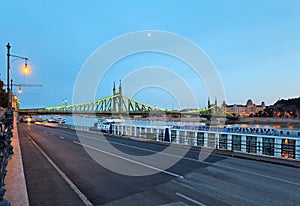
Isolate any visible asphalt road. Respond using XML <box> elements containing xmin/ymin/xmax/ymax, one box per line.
<box><xmin>18</xmin><ymin>123</ymin><xmax>300</xmax><ymax>206</ymax></box>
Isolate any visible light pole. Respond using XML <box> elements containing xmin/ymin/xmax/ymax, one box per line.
<box><xmin>6</xmin><ymin>43</ymin><xmax>30</xmax><ymax>108</ymax></box>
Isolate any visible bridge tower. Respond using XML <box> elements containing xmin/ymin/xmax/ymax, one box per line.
<box><xmin>118</xmin><ymin>80</ymin><xmax>123</xmax><ymax>113</ymax></box>
<box><xmin>111</xmin><ymin>81</ymin><xmax>123</xmax><ymax>114</ymax></box>
<box><xmin>112</xmin><ymin>82</ymin><xmax>116</xmax><ymax>112</ymax></box>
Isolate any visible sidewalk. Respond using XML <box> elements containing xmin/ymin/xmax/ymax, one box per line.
<box><xmin>4</xmin><ymin>112</ymin><xmax>29</xmax><ymax>205</ymax></box>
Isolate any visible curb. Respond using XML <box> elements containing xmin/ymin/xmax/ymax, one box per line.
<box><xmin>5</xmin><ymin>112</ymin><xmax>29</xmax><ymax>205</ymax></box>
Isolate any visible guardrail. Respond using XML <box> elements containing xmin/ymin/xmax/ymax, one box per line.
<box><xmin>59</xmin><ymin>123</ymin><xmax>300</xmax><ymax>160</ymax></box>
<box><xmin>0</xmin><ymin>108</ymin><xmax>15</xmax><ymax>205</ymax></box>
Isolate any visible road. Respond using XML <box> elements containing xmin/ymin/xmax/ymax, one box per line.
<box><xmin>18</xmin><ymin>123</ymin><xmax>300</xmax><ymax>206</ymax></box>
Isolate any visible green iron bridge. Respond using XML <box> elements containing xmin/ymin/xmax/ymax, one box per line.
<box><xmin>18</xmin><ymin>82</ymin><xmax>237</xmax><ymax>119</ymax></box>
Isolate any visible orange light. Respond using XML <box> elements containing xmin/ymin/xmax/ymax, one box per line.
<box><xmin>288</xmin><ymin>125</ymin><xmax>294</xmax><ymax>129</ymax></box>
<box><xmin>18</xmin><ymin>88</ymin><xmax>22</xmax><ymax>93</ymax></box>
<box><xmin>22</xmin><ymin>63</ymin><xmax>30</xmax><ymax>74</ymax></box>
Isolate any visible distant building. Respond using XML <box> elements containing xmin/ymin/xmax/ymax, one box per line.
<box><xmin>221</xmin><ymin>99</ymin><xmax>266</xmax><ymax>116</ymax></box>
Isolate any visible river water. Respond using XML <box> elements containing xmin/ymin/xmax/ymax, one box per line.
<box><xmin>43</xmin><ymin>115</ymin><xmax>300</xmax><ymax>132</ymax></box>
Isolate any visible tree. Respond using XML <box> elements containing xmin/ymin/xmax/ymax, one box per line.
<box><xmin>0</xmin><ymin>80</ymin><xmax>8</xmax><ymax>108</ymax></box>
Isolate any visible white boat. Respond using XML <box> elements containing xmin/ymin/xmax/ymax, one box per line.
<box><xmin>102</xmin><ymin>118</ymin><xmax>125</xmax><ymax>124</ymax></box>
<box><xmin>48</xmin><ymin>116</ymin><xmax>66</xmax><ymax>123</ymax></box>
<box><xmin>56</xmin><ymin>117</ymin><xmax>66</xmax><ymax>123</ymax></box>
<box><xmin>95</xmin><ymin>118</ymin><xmax>124</xmax><ymax>132</ymax></box>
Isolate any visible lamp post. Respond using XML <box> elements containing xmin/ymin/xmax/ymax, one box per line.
<box><xmin>6</xmin><ymin>43</ymin><xmax>30</xmax><ymax>108</ymax></box>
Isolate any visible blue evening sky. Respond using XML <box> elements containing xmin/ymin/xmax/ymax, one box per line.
<box><xmin>0</xmin><ymin>0</ymin><xmax>299</xmax><ymax>109</ymax></box>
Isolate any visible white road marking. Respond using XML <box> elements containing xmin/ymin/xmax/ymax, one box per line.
<box><xmin>26</xmin><ymin>135</ymin><xmax>93</xmax><ymax>206</ymax></box>
<box><xmin>175</xmin><ymin>192</ymin><xmax>206</xmax><ymax>206</ymax></box>
<box><xmin>81</xmin><ymin>135</ymin><xmax>200</xmax><ymax>162</ymax></box>
<box><xmin>59</xmin><ymin>136</ymin><xmax>65</xmax><ymax>140</ymax></box>
<box><xmin>212</xmin><ymin>163</ymin><xmax>300</xmax><ymax>187</ymax></box>
<box><xmin>80</xmin><ymin>135</ymin><xmax>300</xmax><ymax>186</ymax></box>
<box><xmin>73</xmin><ymin>141</ymin><xmax>184</xmax><ymax>179</ymax></box>
<box><xmin>42</xmin><ymin>128</ymin><xmax>300</xmax><ymax>186</ymax></box>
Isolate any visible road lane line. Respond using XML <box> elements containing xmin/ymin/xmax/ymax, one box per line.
<box><xmin>80</xmin><ymin>135</ymin><xmax>300</xmax><ymax>187</ymax></box>
<box><xmin>212</xmin><ymin>163</ymin><xmax>300</xmax><ymax>187</ymax></box>
<box><xmin>81</xmin><ymin>135</ymin><xmax>201</xmax><ymax>162</ymax></box>
<box><xmin>59</xmin><ymin>136</ymin><xmax>65</xmax><ymax>140</ymax></box>
<box><xmin>175</xmin><ymin>192</ymin><xmax>206</xmax><ymax>206</ymax></box>
<box><xmin>46</xmin><ymin>128</ymin><xmax>300</xmax><ymax>186</ymax></box>
<box><xmin>26</xmin><ymin>135</ymin><xmax>93</xmax><ymax>206</ymax></box>
<box><xmin>73</xmin><ymin>141</ymin><xmax>184</xmax><ymax>179</ymax></box>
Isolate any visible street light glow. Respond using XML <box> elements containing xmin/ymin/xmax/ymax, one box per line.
<box><xmin>22</xmin><ymin>63</ymin><xmax>30</xmax><ymax>74</ymax></box>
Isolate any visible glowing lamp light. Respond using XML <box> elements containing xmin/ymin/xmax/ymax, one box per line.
<box><xmin>18</xmin><ymin>87</ymin><xmax>22</xmax><ymax>93</ymax></box>
<box><xmin>22</xmin><ymin>63</ymin><xmax>30</xmax><ymax>74</ymax></box>
<box><xmin>284</xmin><ymin>139</ymin><xmax>289</xmax><ymax>144</ymax></box>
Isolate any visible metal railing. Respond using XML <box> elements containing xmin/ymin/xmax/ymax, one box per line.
<box><xmin>0</xmin><ymin>108</ymin><xmax>15</xmax><ymax>205</ymax></box>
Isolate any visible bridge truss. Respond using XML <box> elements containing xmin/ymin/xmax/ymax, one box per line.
<box><xmin>42</xmin><ymin>94</ymin><xmax>161</xmax><ymax>116</ymax></box>
<box><xmin>19</xmin><ymin>81</ymin><xmax>236</xmax><ymax>119</ymax></box>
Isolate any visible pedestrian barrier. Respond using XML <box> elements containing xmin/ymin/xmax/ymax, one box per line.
<box><xmin>0</xmin><ymin>108</ymin><xmax>15</xmax><ymax>206</ymax></box>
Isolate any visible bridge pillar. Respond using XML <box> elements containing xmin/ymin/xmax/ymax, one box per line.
<box><xmin>257</xmin><ymin>136</ymin><xmax>263</xmax><ymax>154</ymax></box>
<box><xmin>241</xmin><ymin>135</ymin><xmax>247</xmax><ymax>152</ymax></box>
<box><xmin>227</xmin><ymin>134</ymin><xmax>232</xmax><ymax>151</ymax></box>
<box><xmin>274</xmin><ymin>138</ymin><xmax>282</xmax><ymax>157</ymax></box>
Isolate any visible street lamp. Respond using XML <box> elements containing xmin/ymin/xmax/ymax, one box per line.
<box><xmin>6</xmin><ymin>43</ymin><xmax>30</xmax><ymax>108</ymax></box>
<box><xmin>18</xmin><ymin>87</ymin><xmax>22</xmax><ymax>94</ymax></box>
<box><xmin>21</xmin><ymin>60</ymin><xmax>30</xmax><ymax>75</ymax></box>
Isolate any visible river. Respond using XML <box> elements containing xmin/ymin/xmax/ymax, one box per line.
<box><xmin>41</xmin><ymin>115</ymin><xmax>300</xmax><ymax>132</ymax></box>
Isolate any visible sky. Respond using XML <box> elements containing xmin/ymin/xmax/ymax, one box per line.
<box><xmin>0</xmin><ymin>0</ymin><xmax>299</xmax><ymax>109</ymax></box>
